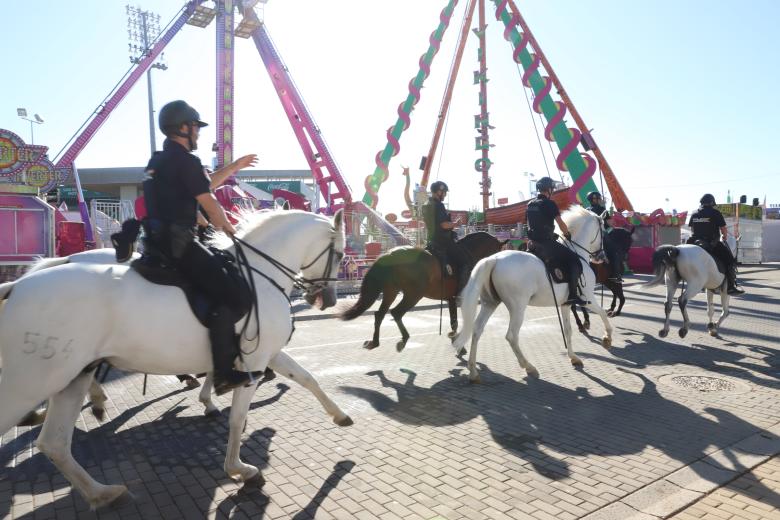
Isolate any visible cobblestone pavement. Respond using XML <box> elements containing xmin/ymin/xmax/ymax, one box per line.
<box><xmin>1</xmin><ymin>265</ymin><xmax>778</xmax><ymax>519</ymax></box>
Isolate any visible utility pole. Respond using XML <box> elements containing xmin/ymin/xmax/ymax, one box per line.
<box><xmin>127</xmin><ymin>6</ymin><xmax>167</xmax><ymax>155</ymax></box>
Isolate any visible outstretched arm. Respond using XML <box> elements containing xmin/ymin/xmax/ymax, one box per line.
<box><xmin>209</xmin><ymin>154</ymin><xmax>258</xmax><ymax>190</ymax></box>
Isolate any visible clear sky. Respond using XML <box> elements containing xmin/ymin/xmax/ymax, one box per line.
<box><xmin>2</xmin><ymin>0</ymin><xmax>778</xmax><ymax>217</ymax></box>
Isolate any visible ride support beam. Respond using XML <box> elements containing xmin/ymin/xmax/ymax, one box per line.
<box><xmin>502</xmin><ymin>0</ymin><xmax>633</xmax><ymax>211</ymax></box>
<box><xmin>247</xmin><ymin>11</ymin><xmax>352</xmax><ymax>212</ymax></box>
<box><xmin>216</xmin><ymin>0</ymin><xmax>235</xmax><ymax>168</ymax></box>
<box><xmin>362</xmin><ymin>0</ymin><xmax>460</xmax><ymax>209</ymax></box>
<box><xmin>420</xmin><ymin>0</ymin><xmax>478</xmax><ymax>190</ymax></box>
<box><xmin>475</xmin><ymin>0</ymin><xmax>491</xmax><ymax>212</ymax></box>
<box><xmin>492</xmin><ymin>0</ymin><xmax>600</xmax><ymax>206</ymax></box>
<box><xmin>54</xmin><ymin>0</ymin><xmax>205</xmax><ymax>169</ymax></box>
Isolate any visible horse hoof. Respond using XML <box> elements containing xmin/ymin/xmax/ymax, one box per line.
<box><xmin>185</xmin><ymin>378</ymin><xmax>201</xmax><ymax>389</ymax></box>
<box><xmin>709</xmin><ymin>328</ymin><xmax>718</xmax><ymax>337</ymax></box>
<box><xmin>205</xmin><ymin>408</ymin><xmax>221</xmax><ymax>419</ymax></box>
<box><xmin>571</xmin><ymin>357</ymin><xmax>583</xmax><ymax>367</ymax></box>
<box><xmin>91</xmin><ymin>484</ymin><xmax>128</xmax><ymax>509</ymax></box>
<box><xmin>577</xmin><ymin>325</ymin><xmax>586</xmax><ymax>334</ymax></box>
<box><xmin>659</xmin><ymin>329</ymin><xmax>669</xmax><ymax>338</ymax></box>
<box><xmin>91</xmin><ymin>406</ymin><xmax>105</xmax><ymax>422</ymax></box>
<box><xmin>447</xmin><ymin>330</ymin><xmax>457</xmax><ymax>339</ymax></box>
<box><xmin>526</xmin><ymin>368</ymin><xmax>540</xmax><ymax>379</ymax></box>
<box><xmin>584</xmin><ymin>321</ymin><xmax>591</xmax><ymax>330</ymax></box>
<box><xmin>706</xmin><ymin>322</ymin><xmax>715</xmax><ymax>330</ymax></box>
<box><xmin>18</xmin><ymin>410</ymin><xmax>46</xmax><ymax>427</ymax></box>
<box><xmin>469</xmin><ymin>375</ymin><xmax>481</xmax><ymax>384</ymax></box>
<box><xmin>362</xmin><ymin>341</ymin><xmax>379</xmax><ymax>350</ymax></box>
<box><xmin>334</xmin><ymin>415</ymin><xmax>354</xmax><ymax>427</ymax></box>
<box><xmin>678</xmin><ymin>329</ymin><xmax>688</xmax><ymax>339</ymax></box>
<box><xmin>396</xmin><ymin>340</ymin><xmax>408</xmax><ymax>352</ymax></box>
<box><xmin>243</xmin><ymin>473</ymin><xmax>265</xmax><ymax>489</ymax></box>
<box><xmin>601</xmin><ymin>336</ymin><xmax>612</xmax><ymax>349</ymax></box>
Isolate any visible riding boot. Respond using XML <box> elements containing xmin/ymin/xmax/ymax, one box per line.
<box><xmin>209</xmin><ymin>307</ymin><xmax>257</xmax><ymax>396</ymax></box>
<box><xmin>726</xmin><ymin>266</ymin><xmax>745</xmax><ymax>295</ymax></box>
<box><xmin>563</xmin><ymin>278</ymin><xmax>587</xmax><ymax>307</ymax></box>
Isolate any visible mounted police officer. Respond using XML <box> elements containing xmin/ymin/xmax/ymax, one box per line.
<box><xmin>422</xmin><ymin>181</ymin><xmax>471</xmax><ymax>296</ymax></box>
<box><xmin>525</xmin><ymin>177</ymin><xmax>587</xmax><ymax>306</ymax></box>
<box><xmin>585</xmin><ymin>191</ymin><xmax>623</xmax><ymax>282</ymax></box>
<box><xmin>142</xmin><ymin>100</ymin><xmax>260</xmax><ymax>395</ymax></box>
<box><xmin>687</xmin><ymin>193</ymin><xmax>744</xmax><ymax>295</ymax></box>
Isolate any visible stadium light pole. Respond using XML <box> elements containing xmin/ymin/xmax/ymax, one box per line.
<box><xmin>16</xmin><ymin>108</ymin><xmax>44</xmax><ymax>144</ymax></box>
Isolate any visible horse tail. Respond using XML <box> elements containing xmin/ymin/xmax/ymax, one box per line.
<box><xmin>337</xmin><ymin>260</ymin><xmax>387</xmax><ymax>321</ymax></box>
<box><xmin>452</xmin><ymin>256</ymin><xmax>498</xmax><ymax>352</ymax></box>
<box><xmin>643</xmin><ymin>245</ymin><xmax>679</xmax><ymax>288</ymax></box>
<box><xmin>25</xmin><ymin>256</ymin><xmax>70</xmax><ymax>276</ymax></box>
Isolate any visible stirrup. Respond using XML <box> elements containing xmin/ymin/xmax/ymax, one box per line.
<box><xmin>563</xmin><ymin>296</ymin><xmax>588</xmax><ymax>307</ymax></box>
<box><xmin>214</xmin><ymin>370</ymin><xmax>266</xmax><ymax>396</ymax></box>
<box><xmin>727</xmin><ymin>286</ymin><xmax>745</xmax><ymax>295</ymax></box>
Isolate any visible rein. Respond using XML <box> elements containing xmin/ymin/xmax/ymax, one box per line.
<box><xmin>564</xmin><ymin>221</ymin><xmax>604</xmax><ymax>263</ymax></box>
<box><xmin>229</xmin><ymin>233</ymin><xmax>341</xmax><ymax>356</ymax></box>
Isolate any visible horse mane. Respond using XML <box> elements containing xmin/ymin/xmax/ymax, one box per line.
<box><xmin>206</xmin><ymin>209</ymin><xmax>329</xmax><ymax>250</ymax></box>
<box><xmin>557</xmin><ymin>205</ymin><xmax>597</xmax><ymax>234</ymax></box>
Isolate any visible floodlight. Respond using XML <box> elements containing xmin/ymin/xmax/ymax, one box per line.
<box><xmin>17</xmin><ymin>108</ymin><xmax>27</xmax><ymax>117</ymax></box>
<box><xmin>34</xmin><ymin>114</ymin><xmax>44</xmax><ymax>123</ymax></box>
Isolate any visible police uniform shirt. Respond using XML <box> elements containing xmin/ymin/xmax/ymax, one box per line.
<box><xmin>144</xmin><ymin>139</ymin><xmax>210</xmax><ymax>227</ymax></box>
<box><xmin>688</xmin><ymin>206</ymin><xmax>726</xmax><ymax>241</ymax></box>
<box><xmin>423</xmin><ymin>197</ymin><xmax>452</xmax><ymax>244</ymax></box>
<box><xmin>526</xmin><ymin>194</ymin><xmax>560</xmax><ymax>241</ymax></box>
<box><xmin>587</xmin><ymin>203</ymin><xmax>607</xmax><ymax>216</ymax></box>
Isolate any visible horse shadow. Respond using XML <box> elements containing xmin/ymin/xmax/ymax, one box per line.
<box><xmin>582</xmin><ymin>328</ymin><xmax>780</xmax><ymax>390</ymax></box>
<box><xmin>1</xmin><ymin>383</ymin><xmax>353</xmax><ymax>519</ymax></box>
<box><xmin>340</xmin><ymin>364</ymin><xmax>779</xmax><ymax>504</ymax></box>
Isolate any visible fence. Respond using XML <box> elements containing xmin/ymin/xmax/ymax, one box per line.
<box><xmin>90</xmin><ymin>199</ymin><xmax>135</xmax><ymax>248</ymax></box>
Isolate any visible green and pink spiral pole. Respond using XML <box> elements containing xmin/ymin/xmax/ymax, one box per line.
<box><xmin>492</xmin><ymin>0</ymin><xmax>598</xmax><ymax>204</ymax></box>
<box><xmin>361</xmin><ymin>0</ymin><xmax>460</xmax><ymax>209</ymax></box>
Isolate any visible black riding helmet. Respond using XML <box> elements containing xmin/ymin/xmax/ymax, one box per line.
<box><xmin>586</xmin><ymin>191</ymin><xmax>602</xmax><ymax>203</ymax></box>
<box><xmin>430</xmin><ymin>181</ymin><xmax>449</xmax><ymax>193</ymax></box>
<box><xmin>700</xmin><ymin>193</ymin><xmax>716</xmax><ymax>206</ymax></box>
<box><xmin>535</xmin><ymin>176</ymin><xmax>555</xmax><ymax>192</ymax></box>
<box><xmin>158</xmin><ymin>100</ymin><xmax>208</xmax><ymax>151</ymax></box>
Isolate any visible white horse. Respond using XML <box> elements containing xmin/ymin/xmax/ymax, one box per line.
<box><xmin>641</xmin><ymin>236</ymin><xmax>737</xmax><ymax>338</ymax></box>
<box><xmin>452</xmin><ymin>206</ymin><xmax>613</xmax><ymax>383</ymax></box>
<box><xmin>0</xmin><ymin>209</ymin><xmax>349</xmax><ymax>508</ymax></box>
<box><xmin>22</xmin><ymin>247</ymin><xmax>335</xmax><ymax>420</ymax></box>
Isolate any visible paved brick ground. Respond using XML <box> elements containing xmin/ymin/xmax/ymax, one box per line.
<box><xmin>1</xmin><ymin>264</ymin><xmax>778</xmax><ymax>519</ymax></box>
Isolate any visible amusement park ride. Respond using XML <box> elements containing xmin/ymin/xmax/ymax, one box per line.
<box><xmin>0</xmin><ymin>0</ymin><xmax>684</xmax><ymax>274</ymax></box>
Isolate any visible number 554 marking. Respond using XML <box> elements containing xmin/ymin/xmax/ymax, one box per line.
<box><xmin>22</xmin><ymin>332</ymin><xmax>74</xmax><ymax>360</ymax></box>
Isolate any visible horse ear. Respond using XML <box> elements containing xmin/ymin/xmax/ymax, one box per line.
<box><xmin>333</xmin><ymin>208</ymin><xmax>344</xmax><ymax>230</ymax></box>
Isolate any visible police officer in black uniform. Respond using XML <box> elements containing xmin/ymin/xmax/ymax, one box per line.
<box><xmin>687</xmin><ymin>193</ymin><xmax>744</xmax><ymax>295</ymax></box>
<box><xmin>526</xmin><ymin>177</ymin><xmax>587</xmax><ymax>306</ymax></box>
<box><xmin>142</xmin><ymin>100</ymin><xmax>261</xmax><ymax>395</ymax></box>
<box><xmin>422</xmin><ymin>181</ymin><xmax>471</xmax><ymax>295</ymax></box>
<box><xmin>585</xmin><ymin>191</ymin><xmax>623</xmax><ymax>282</ymax></box>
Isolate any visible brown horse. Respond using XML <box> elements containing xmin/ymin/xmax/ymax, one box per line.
<box><xmin>338</xmin><ymin>232</ymin><xmax>507</xmax><ymax>351</ymax></box>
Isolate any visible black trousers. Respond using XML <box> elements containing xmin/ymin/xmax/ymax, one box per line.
<box><xmin>528</xmin><ymin>239</ymin><xmax>583</xmax><ymax>278</ymax></box>
<box><xmin>687</xmin><ymin>238</ymin><xmax>736</xmax><ymax>270</ymax></box>
<box><xmin>603</xmin><ymin>234</ymin><xmax>626</xmax><ymax>278</ymax></box>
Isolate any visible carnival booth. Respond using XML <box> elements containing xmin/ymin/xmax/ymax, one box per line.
<box><xmin>0</xmin><ymin>129</ymin><xmax>69</xmax><ymax>278</ymax></box>
<box><xmin>716</xmin><ymin>202</ymin><xmax>763</xmax><ymax>264</ymax></box>
<box><xmin>610</xmin><ymin>209</ymin><xmax>687</xmax><ymax>274</ymax></box>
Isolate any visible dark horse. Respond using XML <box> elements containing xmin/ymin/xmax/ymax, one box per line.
<box><xmin>572</xmin><ymin>227</ymin><xmax>634</xmax><ymax>332</ymax></box>
<box><xmin>338</xmin><ymin>232</ymin><xmax>507</xmax><ymax>351</ymax></box>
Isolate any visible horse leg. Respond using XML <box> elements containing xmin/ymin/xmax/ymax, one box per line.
<box><xmin>199</xmin><ymin>373</ymin><xmax>220</xmax><ymax>417</ymax></box>
<box><xmin>447</xmin><ymin>298</ymin><xmax>458</xmax><ymax>338</ymax></box>
<box><xmin>224</xmin><ymin>385</ymin><xmax>263</xmax><ymax>485</ymax></box>
<box><xmin>584</xmin><ymin>297</ymin><xmax>614</xmax><ymax>349</ymax></box>
<box><xmin>678</xmin><ymin>284</ymin><xmax>696</xmax><ymax>338</ymax></box>
<box><xmin>268</xmin><ymin>351</ymin><xmax>352</xmax><ymax>426</ymax></box>
<box><xmin>88</xmin><ymin>378</ymin><xmax>107</xmax><ymax>421</ymax></box>
<box><xmin>714</xmin><ymin>290</ymin><xmax>730</xmax><ymax>336</ymax></box>
<box><xmin>561</xmin><ymin>305</ymin><xmax>582</xmax><ymax>366</ymax></box>
<box><xmin>659</xmin><ymin>276</ymin><xmax>677</xmax><ymax>338</ymax></box>
<box><xmin>36</xmin><ymin>371</ymin><xmax>127</xmax><ymax>509</ymax></box>
<box><xmin>613</xmin><ymin>283</ymin><xmax>626</xmax><ymax>317</ymax></box>
<box><xmin>364</xmin><ymin>288</ymin><xmax>397</xmax><ymax>349</ymax></box>
<box><xmin>390</xmin><ymin>292</ymin><xmax>422</xmax><ymax>352</ymax></box>
<box><xmin>465</xmin><ymin>301</ymin><xmax>498</xmax><ymax>382</ymax></box>
<box><xmin>571</xmin><ymin>306</ymin><xmax>586</xmax><ymax>335</ymax></box>
<box><xmin>505</xmin><ymin>304</ymin><xmax>537</xmax><ymax>378</ymax></box>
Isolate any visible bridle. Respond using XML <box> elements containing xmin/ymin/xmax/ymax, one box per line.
<box><xmin>563</xmin><ymin>218</ymin><xmax>605</xmax><ymax>263</ymax></box>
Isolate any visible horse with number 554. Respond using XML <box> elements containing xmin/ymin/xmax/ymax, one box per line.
<box><xmin>0</xmin><ymin>209</ymin><xmax>349</xmax><ymax>509</ymax></box>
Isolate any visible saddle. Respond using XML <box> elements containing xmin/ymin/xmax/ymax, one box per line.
<box><xmin>131</xmin><ymin>249</ymin><xmax>251</xmax><ymax>328</ymax></box>
<box><xmin>688</xmin><ymin>238</ymin><xmax>726</xmax><ymax>274</ymax></box>
<box><xmin>528</xmin><ymin>242</ymin><xmax>570</xmax><ymax>284</ymax></box>
<box><xmin>425</xmin><ymin>243</ymin><xmax>455</xmax><ymax>277</ymax></box>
